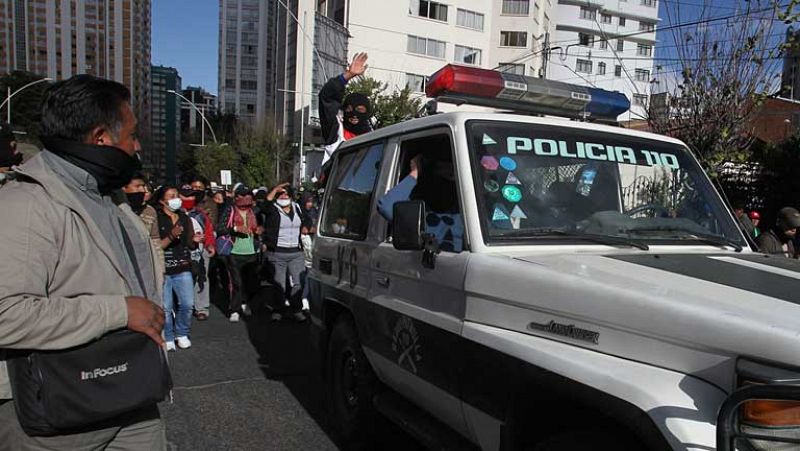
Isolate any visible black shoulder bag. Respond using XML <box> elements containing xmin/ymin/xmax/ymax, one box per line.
<box><xmin>6</xmin><ymin>221</ymin><xmax>172</xmax><ymax>437</ymax></box>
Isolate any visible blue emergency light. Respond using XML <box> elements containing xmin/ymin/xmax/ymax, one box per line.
<box><xmin>425</xmin><ymin>65</ymin><xmax>630</xmax><ymax>121</ymax></box>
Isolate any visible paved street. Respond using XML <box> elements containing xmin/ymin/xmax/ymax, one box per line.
<box><xmin>160</xmin><ymin>289</ymin><xmax>424</xmax><ymax>451</ymax></box>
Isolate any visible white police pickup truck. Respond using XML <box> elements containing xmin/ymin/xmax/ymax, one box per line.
<box><xmin>308</xmin><ymin>64</ymin><xmax>800</xmax><ymax>451</ymax></box>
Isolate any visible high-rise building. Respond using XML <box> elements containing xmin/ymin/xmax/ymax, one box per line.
<box><xmin>781</xmin><ymin>27</ymin><xmax>800</xmax><ymax>100</ymax></box>
<box><xmin>180</xmin><ymin>86</ymin><xmax>217</xmax><ymax>133</ymax></box>
<box><xmin>218</xmin><ymin>0</ymin><xmax>277</xmax><ymax>124</ymax></box>
<box><xmin>547</xmin><ymin>0</ymin><xmax>659</xmax><ymax>120</ymax></box>
<box><xmin>345</xmin><ymin>0</ymin><xmax>552</xmax><ymax>101</ymax></box>
<box><xmin>151</xmin><ymin>65</ymin><xmax>181</xmax><ymax>184</ymax></box>
<box><xmin>0</xmin><ymin>0</ymin><xmax>152</xmax><ymax>134</ymax></box>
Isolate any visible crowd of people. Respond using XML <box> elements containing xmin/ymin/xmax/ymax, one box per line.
<box><xmin>735</xmin><ymin>204</ymin><xmax>800</xmax><ymax>258</ymax></box>
<box><xmin>122</xmin><ymin>173</ymin><xmax>321</xmax><ymax>351</ymax></box>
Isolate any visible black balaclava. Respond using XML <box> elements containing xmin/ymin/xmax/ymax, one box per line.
<box><xmin>41</xmin><ymin>136</ymin><xmax>141</xmax><ymax>195</ymax></box>
<box><xmin>342</xmin><ymin>93</ymin><xmax>372</xmax><ymax>135</ymax></box>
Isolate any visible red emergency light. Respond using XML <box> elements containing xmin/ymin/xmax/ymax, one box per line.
<box><xmin>425</xmin><ymin>64</ymin><xmax>630</xmax><ymax>121</ymax></box>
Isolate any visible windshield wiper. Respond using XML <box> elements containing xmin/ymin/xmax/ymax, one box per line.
<box><xmin>628</xmin><ymin>227</ymin><xmax>743</xmax><ymax>252</ymax></box>
<box><xmin>496</xmin><ymin>228</ymin><xmax>650</xmax><ymax>250</ymax></box>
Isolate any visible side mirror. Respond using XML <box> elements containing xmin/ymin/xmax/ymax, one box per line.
<box><xmin>392</xmin><ymin>200</ymin><xmax>425</xmax><ymax>250</ymax></box>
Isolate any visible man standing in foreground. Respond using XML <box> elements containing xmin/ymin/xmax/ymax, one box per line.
<box><xmin>0</xmin><ymin>75</ymin><xmax>167</xmax><ymax>448</ymax></box>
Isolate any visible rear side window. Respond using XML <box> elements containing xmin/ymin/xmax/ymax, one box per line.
<box><xmin>320</xmin><ymin>142</ymin><xmax>384</xmax><ymax>240</ymax></box>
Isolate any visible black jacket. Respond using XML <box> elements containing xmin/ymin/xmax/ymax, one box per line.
<box><xmin>319</xmin><ymin>75</ymin><xmax>347</xmax><ymax>146</ymax></box>
<box><xmin>756</xmin><ymin>228</ymin><xmax>798</xmax><ymax>258</ymax></box>
<box><xmin>261</xmin><ymin>201</ymin><xmax>307</xmax><ymax>252</ymax></box>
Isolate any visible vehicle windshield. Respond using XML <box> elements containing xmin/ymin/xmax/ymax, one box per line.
<box><xmin>467</xmin><ymin>120</ymin><xmax>745</xmax><ymax>247</ymax></box>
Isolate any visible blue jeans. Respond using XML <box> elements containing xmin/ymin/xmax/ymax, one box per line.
<box><xmin>163</xmin><ymin>271</ymin><xmax>194</xmax><ymax>341</ymax></box>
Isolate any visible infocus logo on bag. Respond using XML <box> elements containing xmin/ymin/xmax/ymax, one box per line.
<box><xmin>80</xmin><ymin>363</ymin><xmax>128</xmax><ymax>381</ymax></box>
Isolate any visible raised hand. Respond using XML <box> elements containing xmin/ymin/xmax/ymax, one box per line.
<box><xmin>345</xmin><ymin>53</ymin><xmax>369</xmax><ymax>81</ymax></box>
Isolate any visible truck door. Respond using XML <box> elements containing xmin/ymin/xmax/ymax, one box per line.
<box><xmin>365</xmin><ymin>129</ymin><xmax>472</xmax><ymax>440</ymax></box>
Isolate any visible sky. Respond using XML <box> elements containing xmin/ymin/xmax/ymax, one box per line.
<box><xmin>151</xmin><ymin>0</ymin><xmax>219</xmax><ymax>94</ymax></box>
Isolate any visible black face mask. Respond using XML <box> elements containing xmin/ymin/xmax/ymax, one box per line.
<box><xmin>342</xmin><ymin>93</ymin><xmax>372</xmax><ymax>135</ymax></box>
<box><xmin>42</xmin><ymin>137</ymin><xmax>141</xmax><ymax>195</ymax></box>
<box><xmin>125</xmin><ymin>191</ymin><xmax>146</xmax><ymax>214</ymax></box>
<box><xmin>192</xmin><ymin>190</ymin><xmax>206</xmax><ymax>203</ymax></box>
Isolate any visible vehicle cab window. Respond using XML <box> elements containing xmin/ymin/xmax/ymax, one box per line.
<box><xmin>320</xmin><ymin>142</ymin><xmax>384</xmax><ymax>240</ymax></box>
<box><xmin>377</xmin><ymin>133</ymin><xmax>465</xmax><ymax>253</ymax></box>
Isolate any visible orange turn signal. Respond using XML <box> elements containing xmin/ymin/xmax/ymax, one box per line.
<box><xmin>742</xmin><ymin>399</ymin><xmax>800</xmax><ymax>427</ymax></box>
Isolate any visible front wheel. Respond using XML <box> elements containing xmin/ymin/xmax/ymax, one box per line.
<box><xmin>326</xmin><ymin>315</ymin><xmax>379</xmax><ymax>448</ymax></box>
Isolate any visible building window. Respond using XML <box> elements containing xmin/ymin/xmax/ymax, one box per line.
<box><xmin>639</xmin><ymin>21</ymin><xmax>655</xmax><ymax>32</ymax></box>
<box><xmin>407</xmin><ymin>35</ymin><xmax>447</xmax><ymax>58</ymax></box>
<box><xmin>599</xmin><ymin>39</ymin><xmax>608</xmax><ymax>50</ymax></box>
<box><xmin>576</xmin><ymin>59</ymin><xmax>592</xmax><ymax>73</ymax></box>
<box><xmin>502</xmin><ymin>0</ymin><xmax>530</xmax><ymax>15</ymax></box>
<box><xmin>633</xmin><ymin>94</ymin><xmax>649</xmax><ymax>106</ymax></box>
<box><xmin>406</xmin><ymin>73</ymin><xmax>427</xmax><ymax>92</ymax></box>
<box><xmin>637</xmin><ymin>43</ymin><xmax>653</xmax><ymax>56</ymax></box>
<box><xmin>579</xmin><ymin>33</ymin><xmax>593</xmax><ymax>47</ymax></box>
<box><xmin>499</xmin><ymin>63</ymin><xmax>525</xmax><ymax>75</ymax></box>
<box><xmin>617</xmin><ymin>39</ymin><xmax>624</xmax><ymax>51</ymax></box>
<box><xmin>615</xmin><ymin>65</ymin><xmax>622</xmax><ymax>77</ymax></box>
<box><xmin>500</xmin><ymin>31</ymin><xmax>528</xmax><ymax>47</ymax></box>
<box><xmin>635</xmin><ymin>68</ymin><xmax>650</xmax><ymax>82</ymax></box>
<box><xmin>411</xmin><ymin>0</ymin><xmax>448</xmax><ymax>21</ymax></box>
<box><xmin>597</xmin><ymin>62</ymin><xmax>606</xmax><ymax>75</ymax></box>
<box><xmin>457</xmin><ymin>8</ymin><xmax>484</xmax><ymax>30</ymax></box>
<box><xmin>600</xmin><ymin>13</ymin><xmax>612</xmax><ymax>23</ymax></box>
<box><xmin>619</xmin><ymin>16</ymin><xmax>626</xmax><ymax>26</ymax></box>
<box><xmin>580</xmin><ymin>7</ymin><xmax>596</xmax><ymax>20</ymax></box>
<box><xmin>455</xmin><ymin>45</ymin><xmax>482</xmax><ymax>65</ymax></box>
<box><xmin>641</xmin><ymin>0</ymin><xmax>656</xmax><ymax>7</ymax></box>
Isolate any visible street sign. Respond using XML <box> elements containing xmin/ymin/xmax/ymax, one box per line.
<box><xmin>220</xmin><ymin>170</ymin><xmax>232</xmax><ymax>186</ymax></box>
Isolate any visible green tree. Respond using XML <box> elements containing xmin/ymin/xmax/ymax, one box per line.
<box><xmin>346</xmin><ymin>76</ymin><xmax>423</xmax><ymax>129</ymax></box>
<box><xmin>0</xmin><ymin>71</ymin><xmax>51</xmax><ymax>136</ymax></box>
<box><xmin>235</xmin><ymin>120</ymin><xmax>292</xmax><ymax>188</ymax></box>
<box><xmin>194</xmin><ymin>142</ymin><xmax>239</xmax><ymax>187</ymax></box>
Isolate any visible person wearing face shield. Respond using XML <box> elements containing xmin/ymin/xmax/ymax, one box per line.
<box><xmin>261</xmin><ymin>182</ymin><xmax>308</xmax><ymax>322</ymax></box>
<box><xmin>155</xmin><ymin>186</ymin><xmax>199</xmax><ymax>351</ymax></box>
<box><xmin>319</xmin><ymin>52</ymin><xmax>372</xmax><ymax>166</ymax></box>
<box><xmin>377</xmin><ymin>152</ymin><xmax>464</xmax><ymax>253</ymax></box>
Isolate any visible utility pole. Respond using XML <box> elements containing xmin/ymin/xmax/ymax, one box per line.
<box><xmin>541</xmin><ymin>32</ymin><xmax>550</xmax><ymax>79</ymax></box>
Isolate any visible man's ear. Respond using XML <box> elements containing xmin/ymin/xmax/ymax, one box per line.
<box><xmin>90</xmin><ymin>126</ymin><xmax>114</xmax><ymax>146</ymax></box>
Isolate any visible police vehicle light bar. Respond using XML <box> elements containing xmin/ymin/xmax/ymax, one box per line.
<box><xmin>425</xmin><ymin>64</ymin><xmax>630</xmax><ymax>121</ymax></box>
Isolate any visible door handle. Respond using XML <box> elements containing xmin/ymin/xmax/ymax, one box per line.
<box><xmin>376</xmin><ymin>276</ymin><xmax>390</xmax><ymax>288</ymax></box>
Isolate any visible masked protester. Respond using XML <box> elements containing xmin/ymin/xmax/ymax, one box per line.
<box><xmin>0</xmin><ymin>75</ymin><xmax>168</xmax><ymax>448</ymax></box>
<box><xmin>155</xmin><ymin>186</ymin><xmax>198</xmax><ymax>351</ymax></box>
<box><xmin>179</xmin><ymin>186</ymin><xmax>216</xmax><ymax>320</ymax></box>
<box><xmin>756</xmin><ymin>207</ymin><xmax>800</xmax><ymax>258</ymax></box>
<box><xmin>318</xmin><ymin>52</ymin><xmax>372</xmax><ymax>166</ymax></box>
<box><xmin>261</xmin><ymin>183</ymin><xmax>308</xmax><ymax>322</ymax></box>
<box><xmin>216</xmin><ymin>185</ymin><xmax>259</xmax><ymax>322</ymax></box>
<box><xmin>124</xmin><ymin>174</ymin><xmax>165</xmax><ymax>289</ymax></box>
<box><xmin>0</xmin><ymin>122</ymin><xmax>22</xmax><ymax>186</ymax></box>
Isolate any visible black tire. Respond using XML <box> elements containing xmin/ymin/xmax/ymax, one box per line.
<box><xmin>326</xmin><ymin>315</ymin><xmax>379</xmax><ymax>449</ymax></box>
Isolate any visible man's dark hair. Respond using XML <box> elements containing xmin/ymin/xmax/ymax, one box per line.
<box><xmin>40</xmin><ymin>75</ymin><xmax>131</xmax><ymax>142</ymax></box>
<box><xmin>190</xmin><ymin>174</ymin><xmax>209</xmax><ymax>187</ymax></box>
<box><xmin>130</xmin><ymin>172</ymin><xmax>147</xmax><ymax>183</ymax></box>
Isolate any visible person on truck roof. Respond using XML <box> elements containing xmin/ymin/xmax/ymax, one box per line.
<box><xmin>319</xmin><ymin>52</ymin><xmax>372</xmax><ymax>166</ymax></box>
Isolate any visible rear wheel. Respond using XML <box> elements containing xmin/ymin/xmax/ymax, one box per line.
<box><xmin>326</xmin><ymin>315</ymin><xmax>379</xmax><ymax>448</ymax></box>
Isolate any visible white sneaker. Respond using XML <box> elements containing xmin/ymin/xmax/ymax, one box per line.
<box><xmin>242</xmin><ymin>303</ymin><xmax>251</xmax><ymax>316</ymax></box>
<box><xmin>165</xmin><ymin>341</ymin><xmax>176</xmax><ymax>352</ymax></box>
<box><xmin>229</xmin><ymin>312</ymin><xmax>240</xmax><ymax>322</ymax></box>
<box><xmin>176</xmin><ymin>336</ymin><xmax>192</xmax><ymax>349</ymax></box>
<box><xmin>301</xmin><ymin>298</ymin><xmax>310</xmax><ymax>311</ymax></box>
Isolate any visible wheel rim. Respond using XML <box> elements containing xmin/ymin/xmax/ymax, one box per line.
<box><xmin>340</xmin><ymin>348</ymin><xmax>359</xmax><ymax>408</ymax></box>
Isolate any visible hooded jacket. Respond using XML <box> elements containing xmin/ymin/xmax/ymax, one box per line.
<box><xmin>0</xmin><ymin>151</ymin><xmax>161</xmax><ymax>399</ymax></box>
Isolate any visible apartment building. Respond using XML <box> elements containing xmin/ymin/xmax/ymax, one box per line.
<box><xmin>180</xmin><ymin>85</ymin><xmax>217</xmax><ymax>133</ymax></box>
<box><xmin>151</xmin><ymin>65</ymin><xmax>180</xmax><ymax>184</ymax></box>
<box><xmin>548</xmin><ymin>0</ymin><xmax>659</xmax><ymax>120</ymax></box>
<box><xmin>345</xmin><ymin>0</ymin><xmax>552</xmax><ymax>101</ymax></box>
<box><xmin>0</xmin><ymin>0</ymin><xmax>152</xmax><ymax>133</ymax></box>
